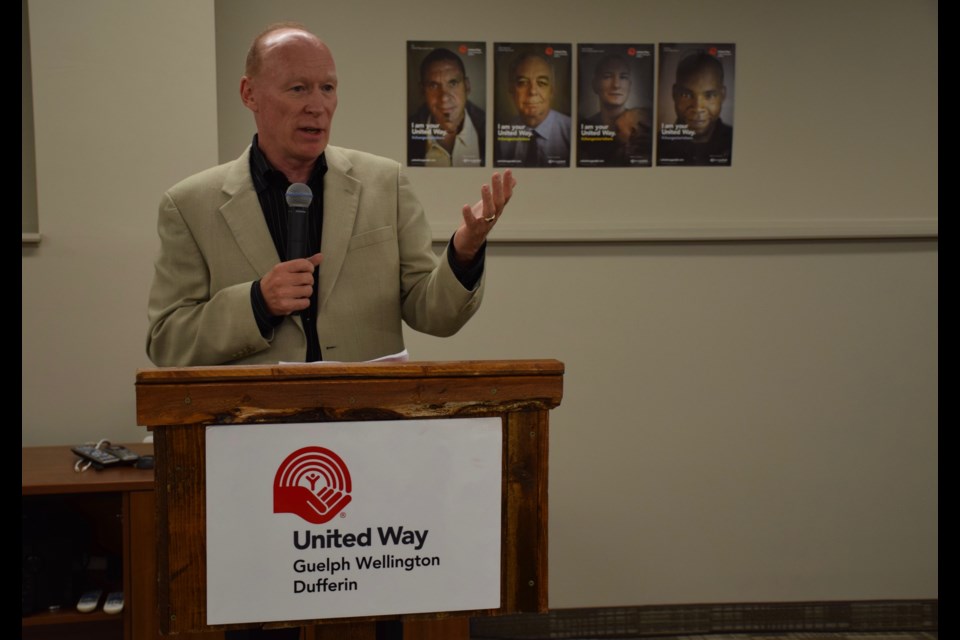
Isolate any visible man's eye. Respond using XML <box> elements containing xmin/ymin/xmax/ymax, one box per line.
<box><xmin>537</xmin><ymin>80</ymin><xmax>549</xmax><ymax>88</ymax></box>
<box><xmin>290</xmin><ymin>85</ymin><xmax>306</xmax><ymax>93</ymax></box>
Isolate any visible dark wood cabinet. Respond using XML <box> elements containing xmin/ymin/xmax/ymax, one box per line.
<box><xmin>21</xmin><ymin>444</ymin><xmax>160</xmax><ymax>640</ymax></box>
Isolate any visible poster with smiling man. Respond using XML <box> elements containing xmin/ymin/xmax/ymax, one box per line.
<box><xmin>657</xmin><ymin>43</ymin><xmax>736</xmax><ymax>167</ymax></box>
<box><xmin>407</xmin><ymin>41</ymin><xmax>486</xmax><ymax>168</ymax></box>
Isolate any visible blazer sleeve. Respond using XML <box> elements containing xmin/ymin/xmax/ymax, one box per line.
<box><xmin>396</xmin><ymin>164</ymin><xmax>485</xmax><ymax>336</ymax></box>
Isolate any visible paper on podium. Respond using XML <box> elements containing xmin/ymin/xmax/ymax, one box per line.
<box><xmin>280</xmin><ymin>350</ymin><xmax>409</xmax><ymax>365</ymax></box>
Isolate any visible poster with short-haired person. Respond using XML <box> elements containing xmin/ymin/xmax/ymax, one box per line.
<box><xmin>656</xmin><ymin>43</ymin><xmax>735</xmax><ymax>166</ymax></box>
<box><xmin>577</xmin><ymin>44</ymin><xmax>654</xmax><ymax>167</ymax></box>
<box><xmin>407</xmin><ymin>41</ymin><xmax>486</xmax><ymax>168</ymax></box>
<box><xmin>493</xmin><ymin>43</ymin><xmax>572</xmax><ymax>168</ymax></box>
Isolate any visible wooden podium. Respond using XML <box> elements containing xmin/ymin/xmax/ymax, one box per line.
<box><xmin>135</xmin><ymin>359</ymin><xmax>563</xmax><ymax>637</ymax></box>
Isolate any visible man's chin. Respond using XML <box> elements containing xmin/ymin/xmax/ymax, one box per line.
<box><xmin>688</xmin><ymin>125</ymin><xmax>715</xmax><ymax>141</ymax></box>
<box><xmin>437</xmin><ymin>118</ymin><xmax>464</xmax><ymax>134</ymax></box>
<box><xmin>685</xmin><ymin>119</ymin><xmax>716</xmax><ymax>138</ymax></box>
<box><xmin>292</xmin><ymin>141</ymin><xmax>328</xmax><ymax>162</ymax></box>
<box><xmin>520</xmin><ymin>112</ymin><xmax>547</xmax><ymax>128</ymax></box>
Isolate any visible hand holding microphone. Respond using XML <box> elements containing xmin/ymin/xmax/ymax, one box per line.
<box><xmin>259</xmin><ymin>183</ymin><xmax>322</xmax><ymax>317</ymax></box>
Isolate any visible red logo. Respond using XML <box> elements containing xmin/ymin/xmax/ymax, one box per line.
<box><xmin>708</xmin><ymin>47</ymin><xmax>718</xmax><ymax>56</ymax></box>
<box><xmin>545</xmin><ymin>46</ymin><xmax>554</xmax><ymax>56</ymax></box>
<box><xmin>458</xmin><ymin>44</ymin><xmax>468</xmax><ymax>54</ymax></box>
<box><xmin>274</xmin><ymin>447</ymin><xmax>352</xmax><ymax>524</ymax></box>
<box><xmin>627</xmin><ymin>47</ymin><xmax>637</xmax><ymax>57</ymax></box>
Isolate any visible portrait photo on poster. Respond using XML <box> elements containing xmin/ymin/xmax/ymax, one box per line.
<box><xmin>577</xmin><ymin>44</ymin><xmax>654</xmax><ymax>168</ymax></box>
<box><xmin>406</xmin><ymin>41</ymin><xmax>487</xmax><ymax>168</ymax></box>
<box><xmin>656</xmin><ymin>43</ymin><xmax>735</xmax><ymax>167</ymax></box>
<box><xmin>493</xmin><ymin>43</ymin><xmax>572</xmax><ymax>168</ymax></box>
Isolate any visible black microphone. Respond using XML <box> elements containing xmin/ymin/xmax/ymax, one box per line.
<box><xmin>285</xmin><ymin>183</ymin><xmax>313</xmax><ymax>261</ymax></box>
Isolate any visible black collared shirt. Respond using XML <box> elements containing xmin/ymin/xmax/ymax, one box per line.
<box><xmin>249</xmin><ymin>135</ymin><xmax>326</xmax><ymax>362</ymax></box>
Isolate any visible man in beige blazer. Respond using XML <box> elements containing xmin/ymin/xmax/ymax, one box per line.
<box><xmin>147</xmin><ymin>25</ymin><xmax>513</xmax><ymax>367</ymax></box>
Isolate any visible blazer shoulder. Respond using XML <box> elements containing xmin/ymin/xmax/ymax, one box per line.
<box><xmin>165</xmin><ymin>149</ymin><xmax>250</xmax><ymax>201</ymax></box>
<box><xmin>326</xmin><ymin>145</ymin><xmax>401</xmax><ymax>177</ymax></box>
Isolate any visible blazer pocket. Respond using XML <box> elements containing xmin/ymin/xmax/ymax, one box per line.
<box><xmin>347</xmin><ymin>225</ymin><xmax>395</xmax><ymax>251</ymax></box>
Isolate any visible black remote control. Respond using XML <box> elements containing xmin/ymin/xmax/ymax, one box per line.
<box><xmin>106</xmin><ymin>444</ymin><xmax>140</xmax><ymax>463</ymax></box>
<box><xmin>72</xmin><ymin>444</ymin><xmax>140</xmax><ymax>467</ymax></box>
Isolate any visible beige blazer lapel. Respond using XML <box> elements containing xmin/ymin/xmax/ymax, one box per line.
<box><xmin>218</xmin><ymin>147</ymin><xmax>306</xmax><ymax>339</ymax></box>
<box><xmin>218</xmin><ymin>147</ymin><xmax>282</xmax><ymax>278</ymax></box>
<box><xmin>319</xmin><ymin>146</ymin><xmax>361</xmax><ymax>310</ymax></box>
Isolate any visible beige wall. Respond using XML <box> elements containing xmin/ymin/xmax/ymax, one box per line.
<box><xmin>22</xmin><ymin>0</ymin><xmax>936</xmax><ymax>609</ymax></box>
<box><xmin>403</xmin><ymin>240</ymin><xmax>938</xmax><ymax>605</ymax></box>
<box><xmin>22</xmin><ymin>0</ymin><xmax>219</xmax><ymax>445</ymax></box>
<box><xmin>216</xmin><ymin>0</ymin><xmax>937</xmax><ymax>240</ymax></box>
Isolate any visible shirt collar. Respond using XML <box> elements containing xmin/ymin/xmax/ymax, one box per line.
<box><xmin>249</xmin><ymin>134</ymin><xmax>328</xmax><ymax>194</ymax></box>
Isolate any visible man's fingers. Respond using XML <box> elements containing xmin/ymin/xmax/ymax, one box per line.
<box><xmin>462</xmin><ymin>204</ymin><xmax>477</xmax><ymax>227</ymax></box>
<box><xmin>502</xmin><ymin>169</ymin><xmax>516</xmax><ymax>203</ymax></box>
<box><xmin>491</xmin><ymin>173</ymin><xmax>502</xmax><ymax>203</ymax></box>
<box><xmin>488</xmin><ymin>170</ymin><xmax>515</xmax><ymax>216</ymax></box>
<box><xmin>260</xmin><ymin>255</ymin><xmax>322</xmax><ymax>316</ymax></box>
<box><xmin>283</xmin><ymin>256</ymin><xmax>319</xmax><ymax>273</ymax></box>
<box><xmin>481</xmin><ymin>183</ymin><xmax>496</xmax><ymax>221</ymax></box>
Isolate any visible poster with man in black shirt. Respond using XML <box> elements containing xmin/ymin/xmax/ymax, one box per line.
<box><xmin>657</xmin><ymin>44</ymin><xmax>735</xmax><ymax>167</ymax></box>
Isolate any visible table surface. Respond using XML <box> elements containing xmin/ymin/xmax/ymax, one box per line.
<box><xmin>22</xmin><ymin>443</ymin><xmax>155</xmax><ymax>495</ymax></box>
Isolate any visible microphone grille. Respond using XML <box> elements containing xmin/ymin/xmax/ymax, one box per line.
<box><xmin>285</xmin><ymin>183</ymin><xmax>313</xmax><ymax>208</ymax></box>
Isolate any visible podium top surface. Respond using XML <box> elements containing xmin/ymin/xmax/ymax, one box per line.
<box><xmin>136</xmin><ymin>359</ymin><xmax>564</xmax><ymax>384</ymax></box>
<box><xmin>135</xmin><ymin>359</ymin><xmax>564</xmax><ymax>428</ymax></box>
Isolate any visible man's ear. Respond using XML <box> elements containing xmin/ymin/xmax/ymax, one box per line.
<box><xmin>464</xmin><ymin>76</ymin><xmax>471</xmax><ymax>97</ymax></box>
<box><xmin>240</xmin><ymin>76</ymin><xmax>257</xmax><ymax>112</ymax></box>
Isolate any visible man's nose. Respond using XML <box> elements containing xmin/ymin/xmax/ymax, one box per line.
<box><xmin>305</xmin><ymin>90</ymin><xmax>326</xmax><ymax>114</ymax></box>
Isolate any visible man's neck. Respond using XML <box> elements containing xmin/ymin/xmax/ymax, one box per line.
<box><xmin>433</xmin><ymin>117</ymin><xmax>466</xmax><ymax>154</ymax></box>
<box><xmin>689</xmin><ymin>120</ymin><xmax>718</xmax><ymax>144</ymax></box>
<box><xmin>598</xmin><ymin>104</ymin><xmax>625</xmax><ymax>127</ymax></box>
<box><xmin>272</xmin><ymin>158</ymin><xmax>317</xmax><ymax>185</ymax></box>
<box><xmin>257</xmin><ymin>143</ymin><xmax>318</xmax><ymax>184</ymax></box>
<box><xmin>523</xmin><ymin>111</ymin><xmax>550</xmax><ymax>130</ymax></box>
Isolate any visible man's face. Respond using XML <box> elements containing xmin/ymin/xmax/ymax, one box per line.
<box><xmin>672</xmin><ymin>67</ymin><xmax>725</xmax><ymax>141</ymax></box>
<box><xmin>421</xmin><ymin>59</ymin><xmax>470</xmax><ymax>134</ymax></box>
<box><xmin>240</xmin><ymin>31</ymin><xmax>338</xmax><ymax>171</ymax></box>
<box><xmin>510</xmin><ymin>56</ymin><xmax>553</xmax><ymax>128</ymax></box>
<box><xmin>593</xmin><ymin>59</ymin><xmax>631</xmax><ymax>109</ymax></box>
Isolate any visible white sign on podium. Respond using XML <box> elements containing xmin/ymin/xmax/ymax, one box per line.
<box><xmin>205</xmin><ymin>418</ymin><xmax>502</xmax><ymax>625</ymax></box>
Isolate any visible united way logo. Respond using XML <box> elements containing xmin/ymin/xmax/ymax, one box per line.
<box><xmin>274</xmin><ymin>447</ymin><xmax>352</xmax><ymax>524</ymax></box>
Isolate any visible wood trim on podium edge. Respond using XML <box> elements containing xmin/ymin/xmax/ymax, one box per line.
<box><xmin>135</xmin><ymin>359</ymin><xmax>563</xmax><ymax>635</ymax></box>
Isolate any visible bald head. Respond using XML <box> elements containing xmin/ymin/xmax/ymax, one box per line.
<box><xmin>245</xmin><ymin>23</ymin><xmax>323</xmax><ymax>78</ymax></box>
